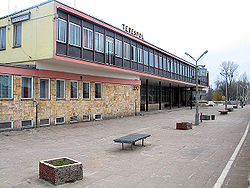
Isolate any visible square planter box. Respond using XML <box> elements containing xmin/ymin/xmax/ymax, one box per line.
<box><xmin>39</xmin><ymin>157</ymin><xmax>83</xmax><ymax>185</ymax></box>
<box><xmin>176</xmin><ymin>122</ymin><xmax>192</xmax><ymax>130</ymax></box>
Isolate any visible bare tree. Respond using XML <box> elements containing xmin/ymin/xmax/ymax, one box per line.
<box><xmin>220</xmin><ymin>61</ymin><xmax>239</xmax><ymax>100</ymax></box>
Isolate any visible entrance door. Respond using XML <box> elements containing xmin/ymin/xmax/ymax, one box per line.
<box><xmin>106</xmin><ymin>36</ymin><xmax>114</xmax><ymax>65</ymax></box>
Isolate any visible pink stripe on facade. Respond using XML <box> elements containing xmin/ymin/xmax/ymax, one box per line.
<box><xmin>54</xmin><ymin>55</ymin><xmax>206</xmax><ymax>88</ymax></box>
<box><xmin>0</xmin><ymin>65</ymin><xmax>141</xmax><ymax>86</ymax></box>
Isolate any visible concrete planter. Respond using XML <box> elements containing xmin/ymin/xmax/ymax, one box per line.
<box><xmin>39</xmin><ymin>157</ymin><xmax>83</xmax><ymax>185</ymax></box>
<box><xmin>201</xmin><ymin>115</ymin><xmax>210</xmax><ymax>120</ymax></box>
<box><xmin>176</xmin><ymin>122</ymin><xmax>192</xmax><ymax>130</ymax></box>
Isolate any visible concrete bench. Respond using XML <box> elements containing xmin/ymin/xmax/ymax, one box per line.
<box><xmin>219</xmin><ymin>110</ymin><xmax>228</xmax><ymax>114</ymax></box>
<box><xmin>114</xmin><ymin>133</ymin><xmax>151</xmax><ymax>150</ymax></box>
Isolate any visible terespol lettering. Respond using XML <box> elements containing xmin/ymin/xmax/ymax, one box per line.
<box><xmin>122</xmin><ymin>24</ymin><xmax>144</xmax><ymax>40</ymax></box>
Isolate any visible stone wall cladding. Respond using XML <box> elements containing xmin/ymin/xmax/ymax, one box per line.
<box><xmin>0</xmin><ymin>75</ymin><xmax>140</xmax><ymax>130</ymax></box>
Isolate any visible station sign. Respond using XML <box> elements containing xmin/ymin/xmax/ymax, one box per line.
<box><xmin>122</xmin><ymin>24</ymin><xmax>144</xmax><ymax>40</ymax></box>
<box><xmin>11</xmin><ymin>12</ymin><xmax>31</xmax><ymax>24</ymax></box>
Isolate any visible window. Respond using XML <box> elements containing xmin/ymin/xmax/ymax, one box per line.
<box><xmin>159</xmin><ymin>56</ymin><xmax>163</xmax><ymax>69</ymax></box>
<box><xmin>69</xmin><ymin>23</ymin><xmax>81</xmax><ymax>46</ymax></box>
<box><xmin>131</xmin><ymin>45</ymin><xmax>137</xmax><ymax>61</ymax></box>
<box><xmin>82</xmin><ymin>115</ymin><xmax>90</xmax><ymax>121</ymax></box>
<box><xmin>56</xmin><ymin>80</ymin><xmax>65</xmax><ymax>99</ymax></box>
<box><xmin>163</xmin><ymin>57</ymin><xmax>166</xmax><ymax>71</ymax></box>
<box><xmin>144</xmin><ymin>50</ymin><xmax>148</xmax><ymax>65</ymax></box>
<box><xmin>95</xmin><ymin>83</ymin><xmax>102</xmax><ymax>99</ymax></box>
<box><xmin>94</xmin><ymin>114</ymin><xmax>102</xmax><ymax>120</ymax></box>
<box><xmin>180</xmin><ymin>64</ymin><xmax>183</xmax><ymax>75</ymax></box>
<box><xmin>0</xmin><ymin>121</ymin><xmax>12</xmax><ymax>130</ymax></box>
<box><xmin>138</xmin><ymin>48</ymin><xmax>143</xmax><ymax>63</ymax></box>
<box><xmin>83</xmin><ymin>27</ymin><xmax>93</xmax><ymax>49</ymax></box>
<box><xmin>154</xmin><ymin>55</ymin><xmax>158</xmax><ymax>68</ymax></box>
<box><xmin>115</xmin><ymin>39</ymin><xmax>122</xmax><ymax>57</ymax></box>
<box><xmin>71</xmin><ymin>81</ymin><xmax>78</xmax><ymax>99</ymax></box>
<box><xmin>0</xmin><ymin>27</ymin><xmax>6</xmax><ymax>50</ymax></box>
<box><xmin>95</xmin><ymin>32</ymin><xmax>104</xmax><ymax>52</ymax></box>
<box><xmin>21</xmin><ymin>77</ymin><xmax>33</xmax><ymax>99</ymax></box>
<box><xmin>149</xmin><ymin>52</ymin><xmax>154</xmax><ymax>67</ymax></box>
<box><xmin>56</xmin><ymin>18</ymin><xmax>67</xmax><ymax>43</ymax></box>
<box><xmin>176</xmin><ymin>62</ymin><xmax>179</xmax><ymax>74</ymax></box>
<box><xmin>40</xmin><ymin>118</ymin><xmax>50</xmax><ymax>126</ymax></box>
<box><xmin>106</xmin><ymin>36</ymin><xmax>114</xmax><ymax>54</ymax></box>
<box><xmin>83</xmin><ymin>82</ymin><xmax>90</xmax><ymax>99</ymax></box>
<box><xmin>124</xmin><ymin>42</ymin><xmax>130</xmax><ymax>60</ymax></box>
<box><xmin>167</xmin><ymin>57</ymin><xmax>170</xmax><ymax>71</ymax></box>
<box><xmin>40</xmin><ymin>79</ymin><xmax>50</xmax><ymax>99</ymax></box>
<box><xmin>55</xmin><ymin>117</ymin><xmax>65</xmax><ymax>125</ymax></box>
<box><xmin>171</xmin><ymin>59</ymin><xmax>174</xmax><ymax>73</ymax></box>
<box><xmin>0</xmin><ymin>74</ymin><xmax>13</xmax><ymax>99</ymax></box>
<box><xmin>14</xmin><ymin>24</ymin><xmax>22</xmax><ymax>47</ymax></box>
<box><xmin>70</xmin><ymin>116</ymin><xmax>78</xmax><ymax>123</ymax></box>
<box><xmin>21</xmin><ymin>120</ymin><xmax>33</xmax><ymax>128</ymax></box>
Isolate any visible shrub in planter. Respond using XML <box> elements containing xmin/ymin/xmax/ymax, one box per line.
<box><xmin>176</xmin><ymin>122</ymin><xmax>192</xmax><ymax>130</ymax></box>
<box><xmin>39</xmin><ymin>157</ymin><xmax>83</xmax><ymax>185</ymax></box>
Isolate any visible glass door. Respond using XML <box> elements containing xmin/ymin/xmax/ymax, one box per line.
<box><xmin>106</xmin><ymin>36</ymin><xmax>114</xmax><ymax>65</ymax></box>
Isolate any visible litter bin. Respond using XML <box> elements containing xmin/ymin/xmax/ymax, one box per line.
<box><xmin>211</xmin><ymin>115</ymin><xmax>215</xmax><ymax>120</ymax></box>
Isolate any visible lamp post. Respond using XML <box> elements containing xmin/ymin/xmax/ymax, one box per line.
<box><xmin>220</xmin><ymin>72</ymin><xmax>228</xmax><ymax>110</ymax></box>
<box><xmin>185</xmin><ymin>50</ymin><xmax>208</xmax><ymax>125</ymax></box>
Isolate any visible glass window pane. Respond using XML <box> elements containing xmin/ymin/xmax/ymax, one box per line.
<box><xmin>0</xmin><ymin>75</ymin><xmax>12</xmax><ymax>98</ymax></box>
<box><xmin>83</xmin><ymin>82</ymin><xmax>90</xmax><ymax>99</ymax></box>
<box><xmin>95</xmin><ymin>83</ymin><xmax>102</xmax><ymax>98</ymax></box>
<box><xmin>21</xmin><ymin>77</ymin><xmax>32</xmax><ymax>98</ymax></box>
<box><xmin>0</xmin><ymin>27</ymin><xmax>6</xmax><ymax>49</ymax></box>
<box><xmin>56</xmin><ymin>80</ymin><xmax>65</xmax><ymax>99</ymax></box>
<box><xmin>155</xmin><ymin>55</ymin><xmax>158</xmax><ymax>68</ymax></box>
<box><xmin>40</xmin><ymin>79</ymin><xmax>49</xmax><ymax>99</ymax></box>
<box><xmin>144</xmin><ymin>51</ymin><xmax>148</xmax><ymax>65</ymax></box>
<box><xmin>71</xmin><ymin>81</ymin><xmax>78</xmax><ymax>98</ymax></box>
<box><xmin>14</xmin><ymin>24</ymin><xmax>22</xmax><ymax>47</ymax></box>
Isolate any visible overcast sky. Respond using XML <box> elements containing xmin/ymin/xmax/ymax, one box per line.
<box><xmin>1</xmin><ymin>0</ymin><xmax>250</xmax><ymax>88</ymax></box>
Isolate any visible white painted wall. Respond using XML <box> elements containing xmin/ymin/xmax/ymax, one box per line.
<box><xmin>36</xmin><ymin>60</ymin><xmax>140</xmax><ymax>80</ymax></box>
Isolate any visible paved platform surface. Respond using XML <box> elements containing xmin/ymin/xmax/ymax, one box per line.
<box><xmin>0</xmin><ymin>105</ymin><xmax>249</xmax><ymax>188</ymax></box>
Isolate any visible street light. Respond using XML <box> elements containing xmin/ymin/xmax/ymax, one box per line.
<box><xmin>185</xmin><ymin>50</ymin><xmax>208</xmax><ymax>125</ymax></box>
<box><xmin>220</xmin><ymin>72</ymin><xmax>228</xmax><ymax>110</ymax></box>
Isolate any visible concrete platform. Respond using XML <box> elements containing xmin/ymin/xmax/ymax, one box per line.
<box><xmin>0</xmin><ymin>105</ymin><xmax>249</xmax><ymax>187</ymax></box>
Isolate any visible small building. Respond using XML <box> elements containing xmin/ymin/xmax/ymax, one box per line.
<box><xmin>0</xmin><ymin>0</ymin><xmax>209</xmax><ymax>130</ymax></box>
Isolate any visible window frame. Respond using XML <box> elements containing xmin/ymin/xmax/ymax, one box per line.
<box><xmin>21</xmin><ymin>76</ymin><xmax>33</xmax><ymax>99</ymax></box>
<box><xmin>56</xmin><ymin>18</ymin><xmax>67</xmax><ymax>43</ymax></box>
<box><xmin>95</xmin><ymin>32</ymin><xmax>104</xmax><ymax>53</ymax></box>
<box><xmin>143</xmin><ymin>50</ymin><xmax>149</xmax><ymax>66</ymax></box>
<box><xmin>0</xmin><ymin>121</ymin><xmax>13</xmax><ymax>130</ymax></box>
<box><xmin>70</xmin><ymin>80</ymin><xmax>78</xmax><ymax>99</ymax></box>
<box><xmin>149</xmin><ymin>52</ymin><xmax>154</xmax><ymax>67</ymax></box>
<box><xmin>83</xmin><ymin>27</ymin><xmax>93</xmax><ymax>50</ymax></box>
<box><xmin>69</xmin><ymin>22</ymin><xmax>81</xmax><ymax>47</ymax></box>
<box><xmin>83</xmin><ymin>82</ymin><xmax>90</xmax><ymax>100</ymax></box>
<box><xmin>55</xmin><ymin>117</ymin><xmax>65</xmax><ymax>125</ymax></box>
<box><xmin>40</xmin><ymin>78</ymin><xmax>50</xmax><ymax>100</ymax></box>
<box><xmin>39</xmin><ymin>118</ymin><xmax>50</xmax><ymax>126</ymax></box>
<box><xmin>124</xmin><ymin>42</ymin><xmax>130</xmax><ymax>60</ymax></box>
<box><xmin>0</xmin><ymin>74</ymin><xmax>13</xmax><ymax>99</ymax></box>
<box><xmin>94</xmin><ymin>82</ymin><xmax>102</xmax><ymax>99</ymax></box>
<box><xmin>115</xmin><ymin>39</ymin><xmax>122</xmax><ymax>58</ymax></box>
<box><xmin>131</xmin><ymin>45</ymin><xmax>137</xmax><ymax>62</ymax></box>
<box><xmin>137</xmin><ymin>48</ymin><xmax>143</xmax><ymax>64</ymax></box>
<box><xmin>154</xmin><ymin>54</ymin><xmax>158</xmax><ymax>68</ymax></box>
<box><xmin>0</xmin><ymin>27</ymin><xmax>6</xmax><ymax>50</ymax></box>
<box><xmin>21</xmin><ymin>119</ymin><xmax>33</xmax><ymax>128</ymax></box>
<box><xmin>14</xmin><ymin>23</ymin><xmax>22</xmax><ymax>47</ymax></box>
<box><xmin>56</xmin><ymin>79</ymin><xmax>65</xmax><ymax>99</ymax></box>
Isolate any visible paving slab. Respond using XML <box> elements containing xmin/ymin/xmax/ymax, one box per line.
<box><xmin>0</xmin><ymin>105</ymin><xmax>249</xmax><ymax>188</ymax></box>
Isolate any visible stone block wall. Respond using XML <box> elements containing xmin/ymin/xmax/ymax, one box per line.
<box><xmin>0</xmin><ymin>75</ymin><xmax>140</xmax><ymax>130</ymax></box>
